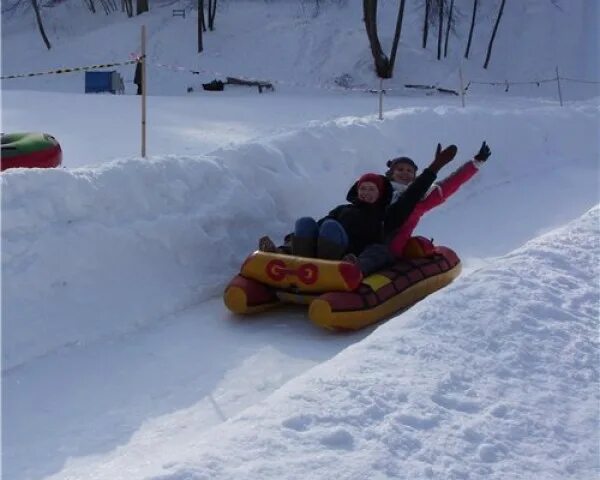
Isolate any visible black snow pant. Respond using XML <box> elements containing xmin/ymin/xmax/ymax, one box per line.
<box><xmin>355</xmin><ymin>243</ymin><xmax>395</xmax><ymax>276</ymax></box>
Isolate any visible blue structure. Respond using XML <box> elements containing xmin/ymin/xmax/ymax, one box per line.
<box><xmin>85</xmin><ymin>71</ymin><xmax>124</xmax><ymax>94</ymax></box>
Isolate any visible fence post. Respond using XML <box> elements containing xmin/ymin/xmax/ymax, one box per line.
<box><xmin>458</xmin><ymin>63</ymin><xmax>466</xmax><ymax>107</ymax></box>
<box><xmin>555</xmin><ymin>65</ymin><xmax>563</xmax><ymax>107</ymax></box>
<box><xmin>141</xmin><ymin>25</ymin><xmax>147</xmax><ymax>158</ymax></box>
<box><xmin>378</xmin><ymin>78</ymin><xmax>384</xmax><ymax>120</ymax></box>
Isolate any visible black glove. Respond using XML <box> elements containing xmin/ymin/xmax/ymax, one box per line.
<box><xmin>474</xmin><ymin>141</ymin><xmax>491</xmax><ymax>161</ymax></box>
<box><xmin>429</xmin><ymin>143</ymin><xmax>458</xmax><ymax>173</ymax></box>
<box><xmin>435</xmin><ymin>143</ymin><xmax>458</xmax><ymax>165</ymax></box>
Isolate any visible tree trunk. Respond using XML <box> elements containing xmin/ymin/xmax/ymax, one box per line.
<box><xmin>208</xmin><ymin>0</ymin><xmax>217</xmax><ymax>31</ymax></box>
<box><xmin>437</xmin><ymin>0</ymin><xmax>444</xmax><ymax>60</ymax></box>
<box><xmin>363</xmin><ymin>0</ymin><xmax>391</xmax><ymax>78</ymax></box>
<box><xmin>388</xmin><ymin>0</ymin><xmax>406</xmax><ymax>74</ymax></box>
<box><xmin>198</xmin><ymin>0</ymin><xmax>204</xmax><ymax>52</ymax></box>
<box><xmin>444</xmin><ymin>0</ymin><xmax>454</xmax><ymax>57</ymax></box>
<box><xmin>363</xmin><ymin>0</ymin><xmax>406</xmax><ymax>79</ymax></box>
<box><xmin>464</xmin><ymin>0</ymin><xmax>477</xmax><ymax>58</ymax></box>
<box><xmin>106</xmin><ymin>0</ymin><xmax>118</xmax><ymax>13</ymax></box>
<box><xmin>123</xmin><ymin>0</ymin><xmax>132</xmax><ymax>17</ymax></box>
<box><xmin>31</xmin><ymin>0</ymin><xmax>51</xmax><ymax>50</ymax></box>
<box><xmin>483</xmin><ymin>0</ymin><xmax>506</xmax><ymax>69</ymax></box>
<box><xmin>136</xmin><ymin>0</ymin><xmax>148</xmax><ymax>15</ymax></box>
<box><xmin>422</xmin><ymin>0</ymin><xmax>430</xmax><ymax>48</ymax></box>
<box><xmin>83</xmin><ymin>0</ymin><xmax>97</xmax><ymax>14</ymax></box>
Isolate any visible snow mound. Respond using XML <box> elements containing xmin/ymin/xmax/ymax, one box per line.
<box><xmin>2</xmin><ymin>102</ymin><xmax>599</xmax><ymax>371</ymax></box>
<box><xmin>150</xmin><ymin>206</ymin><xmax>600</xmax><ymax>480</ymax></box>
<box><xmin>48</xmin><ymin>206</ymin><xmax>600</xmax><ymax>480</ymax></box>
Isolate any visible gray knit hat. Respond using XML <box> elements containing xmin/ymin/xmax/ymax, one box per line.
<box><xmin>385</xmin><ymin>156</ymin><xmax>418</xmax><ymax>177</ymax></box>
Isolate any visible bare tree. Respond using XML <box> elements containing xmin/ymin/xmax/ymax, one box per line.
<box><xmin>363</xmin><ymin>0</ymin><xmax>386</xmax><ymax>76</ymax></box>
<box><xmin>31</xmin><ymin>0</ymin><xmax>51</xmax><ymax>49</ymax></box>
<box><xmin>437</xmin><ymin>0</ymin><xmax>444</xmax><ymax>59</ymax></box>
<box><xmin>363</xmin><ymin>0</ymin><xmax>407</xmax><ymax>79</ymax></box>
<box><xmin>136</xmin><ymin>0</ymin><xmax>148</xmax><ymax>15</ymax></box>
<box><xmin>464</xmin><ymin>0</ymin><xmax>477</xmax><ymax>58</ymax></box>
<box><xmin>483</xmin><ymin>0</ymin><xmax>506</xmax><ymax>69</ymax></box>
<box><xmin>388</xmin><ymin>0</ymin><xmax>407</xmax><ymax>74</ymax></box>
<box><xmin>207</xmin><ymin>0</ymin><xmax>217</xmax><ymax>30</ymax></box>
<box><xmin>198</xmin><ymin>0</ymin><xmax>205</xmax><ymax>52</ymax></box>
<box><xmin>82</xmin><ymin>0</ymin><xmax>96</xmax><ymax>14</ymax></box>
<box><xmin>97</xmin><ymin>0</ymin><xmax>118</xmax><ymax>14</ymax></box>
<box><xmin>122</xmin><ymin>0</ymin><xmax>132</xmax><ymax>17</ymax></box>
<box><xmin>444</xmin><ymin>0</ymin><xmax>454</xmax><ymax>57</ymax></box>
<box><xmin>422</xmin><ymin>0</ymin><xmax>430</xmax><ymax>48</ymax></box>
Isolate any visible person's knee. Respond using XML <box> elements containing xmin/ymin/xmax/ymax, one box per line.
<box><xmin>318</xmin><ymin>219</ymin><xmax>348</xmax><ymax>246</ymax></box>
<box><xmin>294</xmin><ymin>217</ymin><xmax>318</xmax><ymax>238</ymax></box>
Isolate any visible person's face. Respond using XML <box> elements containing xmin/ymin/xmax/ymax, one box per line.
<box><xmin>391</xmin><ymin>164</ymin><xmax>416</xmax><ymax>185</ymax></box>
<box><xmin>357</xmin><ymin>181</ymin><xmax>380</xmax><ymax>204</ymax></box>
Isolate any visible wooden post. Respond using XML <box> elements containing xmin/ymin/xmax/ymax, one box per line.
<box><xmin>555</xmin><ymin>65</ymin><xmax>563</xmax><ymax>107</ymax></box>
<box><xmin>458</xmin><ymin>63</ymin><xmax>466</xmax><ymax>108</ymax></box>
<box><xmin>141</xmin><ymin>25</ymin><xmax>147</xmax><ymax>157</ymax></box>
<box><xmin>378</xmin><ymin>78</ymin><xmax>384</xmax><ymax>120</ymax></box>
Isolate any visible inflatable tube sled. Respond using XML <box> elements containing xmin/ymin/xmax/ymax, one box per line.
<box><xmin>1</xmin><ymin>132</ymin><xmax>62</xmax><ymax>171</ymax></box>
<box><xmin>224</xmin><ymin>237</ymin><xmax>462</xmax><ymax>331</ymax></box>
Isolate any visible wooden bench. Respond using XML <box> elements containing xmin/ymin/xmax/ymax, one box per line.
<box><xmin>172</xmin><ymin>9</ymin><xmax>185</xmax><ymax>18</ymax></box>
<box><xmin>226</xmin><ymin>76</ymin><xmax>274</xmax><ymax>94</ymax></box>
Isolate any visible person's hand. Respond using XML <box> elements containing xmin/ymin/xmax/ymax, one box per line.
<box><xmin>429</xmin><ymin>143</ymin><xmax>458</xmax><ymax>173</ymax></box>
<box><xmin>474</xmin><ymin>141</ymin><xmax>491</xmax><ymax>161</ymax></box>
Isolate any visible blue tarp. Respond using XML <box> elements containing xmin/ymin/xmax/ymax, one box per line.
<box><xmin>85</xmin><ymin>71</ymin><xmax>122</xmax><ymax>94</ymax></box>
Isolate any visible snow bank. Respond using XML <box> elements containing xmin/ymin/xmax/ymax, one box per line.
<box><xmin>47</xmin><ymin>207</ymin><xmax>600</xmax><ymax>480</ymax></box>
<box><xmin>2</xmin><ymin>101</ymin><xmax>598</xmax><ymax>370</ymax></box>
<box><xmin>149</xmin><ymin>206</ymin><xmax>600</xmax><ymax>480</ymax></box>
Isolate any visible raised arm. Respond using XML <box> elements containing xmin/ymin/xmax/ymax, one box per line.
<box><xmin>385</xmin><ymin>143</ymin><xmax>458</xmax><ymax>232</ymax></box>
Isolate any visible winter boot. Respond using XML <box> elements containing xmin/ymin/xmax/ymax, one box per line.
<box><xmin>258</xmin><ymin>236</ymin><xmax>278</xmax><ymax>253</ymax></box>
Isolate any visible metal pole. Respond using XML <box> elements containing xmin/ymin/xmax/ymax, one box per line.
<box><xmin>378</xmin><ymin>78</ymin><xmax>383</xmax><ymax>120</ymax></box>
<box><xmin>141</xmin><ymin>25</ymin><xmax>147</xmax><ymax>157</ymax></box>
<box><xmin>555</xmin><ymin>65</ymin><xmax>563</xmax><ymax>107</ymax></box>
<box><xmin>458</xmin><ymin>63</ymin><xmax>466</xmax><ymax>107</ymax></box>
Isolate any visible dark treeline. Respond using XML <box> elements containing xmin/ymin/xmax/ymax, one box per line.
<box><xmin>364</xmin><ymin>0</ymin><xmax>515</xmax><ymax>79</ymax></box>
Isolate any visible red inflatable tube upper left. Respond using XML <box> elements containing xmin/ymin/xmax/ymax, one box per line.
<box><xmin>1</xmin><ymin>132</ymin><xmax>63</xmax><ymax>171</ymax></box>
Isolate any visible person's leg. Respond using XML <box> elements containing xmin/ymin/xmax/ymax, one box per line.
<box><xmin>317</xmin><ymin>219</ymin><xmax>349</xmax><ymax>260</ymax></box>
<box><xmin>358</xmin><ymin>243</ymin><xmax>395</xmax><ymax>277</ymax></box>
<box><xmin>292</xmin><ymin>217</ymin><xmax>319</xmax><ymax>257</ymax></box>
<box><xmin>345</xmin><ymin>243</ymin><xmax>394</xmax><ymax>276</ymax></box>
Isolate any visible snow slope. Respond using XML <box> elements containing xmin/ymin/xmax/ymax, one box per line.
<box><xmin>36</xmin><ymin>207</ymin><xmax>600</xmax><ymax>480</ymax></box>
<box><xmin>2</xmin><ymin>0</ymin><xmax>599</xmax><ymax>99</ymax></box>
<box><xmin>3</xmin><ymin>98</ymin><xmax>598</xmax><ymax>372</ymax></box>
<box><xmin>2</xmin><ymin>94</ymin><xmax>599</xmax><ymax>480</ymax></box>
<box><xmin>2</xmin><ymin>1</ymin><xmax>600</xmax><ymax>479</ymax></box>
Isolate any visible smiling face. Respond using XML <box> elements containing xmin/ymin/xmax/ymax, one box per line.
<box><xmin>357</xmin><ymin>181</ymin><xmax>380</xmax><ymax>204</ymax></box>
<box><xmin>391</xmin><ymin>163</ymin><xmax>417</xmax><ymax>185</ymax></box>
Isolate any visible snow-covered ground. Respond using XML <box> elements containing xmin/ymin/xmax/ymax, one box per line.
<box><xmin>2</xmin><ymin>1</ymin><xmax>599</xmax><ymax>479</ymax></box>
<box><xmin>47</xmin><ymin>205</ymin><xmax>598</xmax><ymax>480</ymax></box>
<box><xmin>2</xmin><ymin>0</ymin><xmax>599</xmax><ymax>98</ymax></box>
